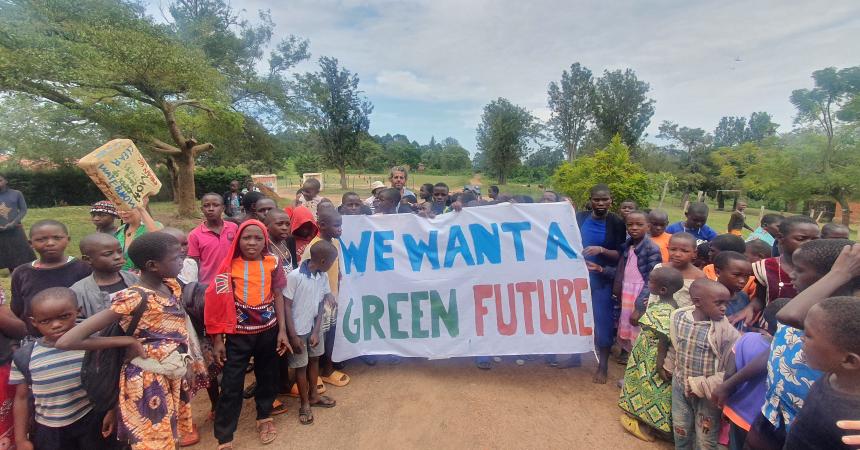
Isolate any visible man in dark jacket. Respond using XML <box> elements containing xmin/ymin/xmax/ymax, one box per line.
<box><xmin>223</xmin><ymin>180</ymin><xmax>244</xmax><ymax>218</ymax></box>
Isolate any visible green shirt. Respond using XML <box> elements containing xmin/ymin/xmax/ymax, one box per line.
<box><xmin>115</xmin><ymin>222</ymin><xmax>162</xmax><ymax>270</ymax></box>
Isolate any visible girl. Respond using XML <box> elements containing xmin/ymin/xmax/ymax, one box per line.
<box><xmin>0</xmin><ymin>174</ymin><xmax>36</xmax><ymax>272</ymax></box>
<box><xmin>645</xmin><ymin>232</ymin><xmax>706</xmax><ymax>308</ymax></box>
<box><xmin>288</xmin><ymin>205</ymin><xmax>319</xmax><ymax>262</ymax></box>
<box><xmin>57</xmin><ymin>232</ymin><xmax>201</xmax><ymax>449</ymax></box>
<box><xmin>115</xmin><ymin>196</ymin><xmax>163</xmax><ymax>271</ymax></box>
<box><xmin>613</xmin><ymin>211</ymin><xmax>662</xmax><ymax>348</ymax></box>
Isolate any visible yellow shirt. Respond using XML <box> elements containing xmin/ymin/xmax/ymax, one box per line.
<box><xmin>301</xmin><ymin>236</ymin><xmax>340</xmax><ymax>296</ymax></box>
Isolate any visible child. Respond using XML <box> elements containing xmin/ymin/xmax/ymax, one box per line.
<box><xmin>670</xmin><ymin>279</ymin><xmax>740</xmax><ymax>449</ymax></box>
<box><xmin>188</xmin><ymin>192</ymin><xmax>239</xmax><ymax>285</ymax></box>
<box><xmin>745</xmin><ymin>213</ymin><xmax>784</xmax><ymax>249</ymax></box>
<box><xmin>222</xmin><ymin>179</ymin><xmax>244</xmax><ymax>218</ymax></box>
<box><xmin>203</xmin><ymin>220</ymin><xmax>290</xmax><ymax>447</ymax></box>
<box><xmin>12</xmin><ymin>287</ymin><xmax>115</xmax><ymax>450</ymax></box>
<box><xmin>253</xmin><ymin>197</ymin><xmax>277</xmax><ymax>222</ymax></box>
<box><xmin>647</xmin><ymin>209</ymin><xmax>671</xmax><ymax>263</ymax></box>
<box><xmin>289</xmin><ymin>205</ymin><xmax>319</xmax><ymax>260</ymax></box>
<box><xmin>648</xmin><ymin>232</ymin><xmax>706</xmax><ymax>308</ymax></box>
<box><xmin>619</xmin><ymin>199</ymin><xmax>637</xmax><ymax>220</ymax></box>
<box><xmin>0</xmin><ymin>286</ymin><xmax>27</xmax><ymax>448</ymax></box>
<box><xmin>70</xmin><ymin>233</ymin><xmax>139</xmax><ymax>318</ymax></box>
<box><xmin>783</xmin><ymin>297</ymin><xmax>860</xmax><ymax>450</ymax></box>
<box><xmin>432</xmin><ymin>183</ymin><xmax>450</xmax><ymax>215</ymax></box>
<box><xmin>161</xmin><ymin>227</ymin><xmax>198</xmax><ymax>285</ymax></box>
<box><xmin>301</xmin><ymin>209</ymin><xmax>349</xmax><ymax>388</ymax></box>
<box><xmin>11</xmin><ymin>220</ymin><xmax>91</xmax><ymax>335</ymax></box>
<box><xmin>712</xmin><ymin>251</ymin><xmax>753</xmax><ymax>330</ymax></box>
<box><xmin>702</xmin><ymin>234</ymin><xmax>756</xmax><ymax>298</ymax></box>
<box><xmin>619</xmin><ymin>266</ymin><xmax>684</xmax><ymax>442</ymax></box>
<box><xmin>613</xmin><ymin>211</ymin><xmax>662</xmax><ymax>348</ymax></box>
<box><xmin>284</xmin><ymin>240</ymin><xmax>339</xmax><ymax>425</ymax></box>
<box><xmin>727</xmin><ymin>201</ymin><xmax>754</xmax><ymax>236</ymax></box>
<box><xmin>89</xmin><ymin>200</ymin><xmax>119</xmax><ymax>235</ymax></box>
<box><xmin>821</xmin><ymin>222</ymin><xmax>851</xmax><ymax>239</ymax></box>
<box><xmin>338</xmin><ymin>192</ymin><xmax>371</xmax><ymax>215</ymax></box>
<box><xmin>56</xmin><ymin>232</ymin><xmax>199</xmax><ymax>449</ymax></box>
<box><xmin>375</xmin><ymin>188</ymin><xmax>407</xmax><ymax>215</ymax></box>
<box><xmin>364</xmin><ymin>181</ymin><xmax>385</xmax><ymax>212</ymax></box>
<box><xmin>745</xmin><ymin>239</ymin><xmax>772</xmax><ymax>263</ymax></box>
<box><xmin>267</xmin><ymin>210</ymin><xmax>297</xmax><ymax>275</ymax></box>
<box><xmin>667</xmin><ymin>202</ymin><xmax>718</xmax><ymax>244</ymax></box>
<box><xmin>296</xmin><ymin>178</ymin><xmax>324</xmax><ymax>220</ymax></box>
<box><xmin>419</xmin><ymin>183</ymin><xmax>434</xmax><ymax>205</ymax></box>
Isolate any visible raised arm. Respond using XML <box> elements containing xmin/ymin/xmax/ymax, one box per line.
<box><xmin>55</xmin><ymin>308</ymin><xmax>141</xmax><ymax>354</ymax></box>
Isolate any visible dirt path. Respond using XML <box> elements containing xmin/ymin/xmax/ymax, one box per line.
<box><xmin>190</xmin><ymin>355</ymin><xmax>672</xmax><ymax>449</ymax></box>
<box><xmin>468</xmin><ymin>173</ymin><xmax>482</xmax><ymax>187</ymax></box>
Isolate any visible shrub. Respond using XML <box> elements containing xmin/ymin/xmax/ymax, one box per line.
<box><xmin>194</xmin><ymin>167</ymin><xmax>251</xmax><ymax>198</ymax></box>
<box><xmin>293</xmin><ymin>153</ymin><xmax>325</xmax><ymax>176</ymax></box>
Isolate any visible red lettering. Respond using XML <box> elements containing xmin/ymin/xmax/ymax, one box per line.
<box><xmin>557</xmin><ymin>279</ymin><xmax>577</xmax><ymax>335</ymax></box>
<box><xmin>473</xmin><ymin>284</ymin><xmax>493</xmax><ymax>337</ymax></box>
<box><xmin>573</xmin><ymin>278</ymin><xmax>592</xmax><ymax>336</ymax></box>
<box><xmin>495</xmin><ymin>284</ymin><xmax>517</xmax><ymax>336</ymax></box>
<box><xmin>538</xmin><ymin>279</ymin><xmax>558</xmax><ymax>334</ymax></box>
<box><xmin>515</xmin><ymin>282</ymin><xmax>537</xmax><ymax>335</ymax></box>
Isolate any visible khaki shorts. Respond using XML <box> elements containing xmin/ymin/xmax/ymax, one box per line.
<box><xmin>287</xmin><ymin>332</ymin><xmax>325</xmax><ymax>368</ymax></box>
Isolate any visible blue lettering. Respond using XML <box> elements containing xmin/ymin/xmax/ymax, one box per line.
<box><xmin>403</xmin><ymin>231</ymin><xmax>440</xmax><ymax>271</ymax></box>
<box><xmin>444</xmin><ymin>225</ymin><xmax>475</xmax><ymax>268</ymax></box>
<box><xmin>501</xmin><ymin>222</ymin><xmax>531</xmax><ymax>261</ymax></box>
<box><xmin>545</xmin><ymin>222</ymin><xmax>578</xmax><ymax>260</ymax></box>
<box><xmin>374</xmin><ymin>230</ymin><xmax>395</xmax><ymax>272</ymax></box>
<box><xmin>340</xmin><ymin>231</ymin><xmax>372</xmax><ymax>274</ymax></box>
<box><xmin>468</xmin><ymin>223</ymin><xmax>501</xmax><ymax>264</ymax></box>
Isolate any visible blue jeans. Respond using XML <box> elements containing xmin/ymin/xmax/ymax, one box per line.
<box><xmin>672</xmin><ymin>379</ymin><xmax>721</xmax><ymax>449</ymax></box>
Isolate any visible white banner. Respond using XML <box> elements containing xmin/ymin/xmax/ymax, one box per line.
<box><xmin>332</xmin><ymin>202</ymin><xmax>593</xmax><ymax>361</ymax></box>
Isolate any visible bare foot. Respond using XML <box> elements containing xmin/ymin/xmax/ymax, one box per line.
<box><xmin>592</xmin><ymin>368</ymin><xmax>608</xmax><ymax>384</ymax></box>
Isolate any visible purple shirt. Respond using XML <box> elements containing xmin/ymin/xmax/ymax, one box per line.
<box><xmin>725</xmin><ymin>332</ymin><xmax>771</xmax><ymax>430</ymax></box>
<box><xmin>187</xmin><ymin>220</ymin><xmax>238</xmax><ymax>284</ymax></box>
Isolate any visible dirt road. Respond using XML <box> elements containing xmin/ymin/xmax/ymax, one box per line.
<box><xmin>191</xmin><ymin>355</ymin><xmax>672</xmax><ymax>449</ymax></box>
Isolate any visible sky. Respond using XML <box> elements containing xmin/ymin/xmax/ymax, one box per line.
<box><xmin>147</xmin><ymin>0</ymin><xmax>860</xmax><ymax>153</ymax></box>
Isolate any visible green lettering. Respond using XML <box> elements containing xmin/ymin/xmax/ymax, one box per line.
<box><xmin>387</xmin><ymin>292</ymin><xmax>409</xmax><ymax>339</ymax></box>
<box><xmin>342</xmin><ymin>298</ymin><xmax>360</xmax><ymax>343</ymax></box>
<box><xmin>431</xmin><ymin>289</ymin><xmax>459</xmax><ymax>337</ymax></box>
<box><xmin>410</xmin><ymin>291</ymin><xmax>430</xmax><ymax>338</ymax></box>
<box><xmin>362</xmin><ymin>295</ymin><xmax>386</xmax><ymax>340</ymax></box>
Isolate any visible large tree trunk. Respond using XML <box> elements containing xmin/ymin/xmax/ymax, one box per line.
<box><xmin>338</xmin><ymin>166</ymin><xmax>348</xmax><ymax>190</ymax></box>
<box><xmin>173</xmin><ymin>149</ymin><xmax>196</xmax><ymax>217</ymax></box>
<box><xmin>834</xmin><ymin>190</ymin><xmax>852</xmax><ymax>227</ymax></box>
<box><xmin>164</xmin><ymin>158</ymin><xmax>180</xmax><ymax>204</ymax></box>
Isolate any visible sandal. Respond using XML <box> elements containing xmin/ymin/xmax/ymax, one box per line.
<box><xmin>299</xmin><ymin>405</ymin><xmax>314</xmax><ymax>425</ymax></box>
<box><xmin>179</xmin><ymin>423</ymin><xmax>200</xmax><ymax>447</ymax></box>
<box><xmin>620</xmin><ymin>414</ymin><xmax>654</xmax><ymax>442</ymax></box>
<box><xmin>316</xmin><ymin>377</ymin><xmax>327</xmax><ymax>394</ymax></box>
<box><xmin>287</xmin><ymin>381</ymin><xmax>326</xmax><ymax>398</ymax></box>
<box><xmin>271</xmin><ymin>399</ymin><xmax>289</xmax><ymax>416</ymax></box>
<box><xmin>217</xmin><ymin>443</ymin><xmax>233</xmax><ymax>450</ymax></box>
<box><xmin>256</xmin><ymin>418</ymin><xmax>277</xmax><ymax>444</ymax></box>
<box><xmin>321</xmin><ymin>370</ymin><xmax>350</xmax><ymax>387</ymax></box>
<box><xmin>243</xmin><ymin>382</ymin><xmax>257</xmax><ymax>399</ymax></box>
<box><xmin>311</xmin><ymin>395</ymin><xmax>337</xmax><ymax>408</ymax></box>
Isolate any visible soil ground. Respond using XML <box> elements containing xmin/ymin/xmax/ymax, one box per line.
<box><xmin>190</xmin><ymin>354</ymin><xmax>672</xmax><ymax>449</ymax></box>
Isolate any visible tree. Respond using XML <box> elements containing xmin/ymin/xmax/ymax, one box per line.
<box><xmin>592</xmin><ymin>69</ymin><xmax>655</xmax><ymax>148</ymax></box>
<box><xmin>476</xmin><ymin>98</ymin><xmax>537</xmax><ymax>184</ymax></box>
<box><xmin>746</xmin><ymin>112</ymin><xmax>779</xmax><ymax>142</ymax></box>
<box><xmin>657</xmin><ymin>121</ymin><xmax>713</xmax><ymax>166</ymax></box>
<box><xmin>552</xmin><ymin>134</ymin><xmax>652</xmax><ymax>209</ymax></box>
<box><xmin>547</xmin><ymin>63</ymin><xmax>594</xmax><ymax>162</ymax></box>
<box><xmin>0</xmin><ymin>0</ymin><xmax>243</xmax><ymax>215</ymax></box>
<box><xmin>714</xmin><ymin>116</ymin><xmax>748</xmax><ymax>147</ymax></box>
<box><xmin>298</xmin><ymin>57</ymin><xmax>373</xmax><ymax>189</ymax></box>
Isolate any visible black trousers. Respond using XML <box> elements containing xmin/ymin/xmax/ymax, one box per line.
<box><xmin>33</xmin><ymin>410</ymin><xmax>106</xmax><ymax>450</ymax></box>
<box><xmin>214</xmin><ymin>327</ymin><xmax>279</xmax><ymax>444</ymax></box>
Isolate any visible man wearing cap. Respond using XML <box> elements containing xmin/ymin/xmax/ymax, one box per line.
<box><xmin>90</xmin><ymin>200</ymin><xmax>120</xmax><ymax>235</ymax></box>
<box><xmin>365</xmin><ymin>180</ymin><xmax>386</xmax><ymax>213</ymax></box>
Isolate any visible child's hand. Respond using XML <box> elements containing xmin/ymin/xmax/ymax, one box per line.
<box><xmin>212</xmin><ymin>339</ymin><xmax>227</xmax><ymax>367</ymax></box>
<box><xmin>276</xmin><ymin>331</ymin><xmax>292</xmax><ymax>356</ymax></box>
<box><xmin>710</xmin><ymin>383</ymin><xmax>731</xmax><ymax>408</ymax></box>
<box><xmin>585</xmin><ymin>261</ymin><xmax>603</xmax><ymax>273</ymax></box>
<box><xmin>323</xmin><ymin>294</ymin><xmax>337</xmax><ymax>309</ymax></box>
<box><xmin>309</xmin><ymin>332</ymin><xmax>319</xmax><ymax>348</ymax></box>
<box><xmin>102</xmin><ymin>409</ymin><xmax>116</xmax><ymax>437</ymax></box>
<box><xmin>290</xmin><ymin>335</ymin><xmax>304</xmax><ymax>354</ymax></box>
<box><xmin>583</xmin><ymin>246</ymin><xmax>605</xmax><ymax>257</ymax></box>
<box><xmin>629</xmin><ymin>309</ymin><xmax>643</xmax><ymax>327</ymax></box>
<box><xmin>831</xmin><ymin>244</ymin><xmax>860</xmax><ymax>280</ymax></box>
<box><xmin>125</xmin><ymin>339</ymin><xmax>147</xmax><ymax>361</ymax></box>
<box><xmin>658</xmin><ymin>367</ymin><xmax>672</xmax><ymax>382</ymax></box>
<box><xmin>729</xmin><ymin>304</ymin><xmax>756</xmax><ymax>327</ymax></box>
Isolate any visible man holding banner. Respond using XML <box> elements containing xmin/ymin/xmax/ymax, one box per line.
<box><xmin>332</xmin><ymin>201</ymin><xmax>595</xmax><ymax>365</ymax></box>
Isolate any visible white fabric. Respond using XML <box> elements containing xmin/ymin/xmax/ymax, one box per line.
<box><xmin>283</xmin><ymin>266</ymin><xmax>331</xmax><ymax>335</ymax></box>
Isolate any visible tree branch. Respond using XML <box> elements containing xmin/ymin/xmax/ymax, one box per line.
<box><xmin>150</xmin><ymin>138</ymin><xmax>181</xmax><ymax>155</ymax></box>
<box><xmin>191</xmin><ymin>142</ymin><xmax>215</xmax><ymax>156</ymax></box>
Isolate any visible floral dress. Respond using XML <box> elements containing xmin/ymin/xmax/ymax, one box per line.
<box><xmin>618</xmin><ymin>300</ymin><xmax>675</xmax><ymax>434</ymax></box>
<box><xmin>110</xmin><ymin>280</ymin><xmax>194</xmax><ymax>450</ymax></box>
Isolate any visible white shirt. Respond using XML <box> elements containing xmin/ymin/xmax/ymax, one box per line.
<box><xmin>283</xmin><ymin>262</ymin><xmax>331</xmax><ymax>335</ymax></box>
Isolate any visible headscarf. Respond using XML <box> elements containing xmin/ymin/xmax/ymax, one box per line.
<box><xmin>287</xmin><ymin>205</ymin><xmax>319</xmax><ymax>258</ymax></box>
<box><xmin>204</xmin><ymin>219</ymin><xmax>271</xmax><ymax>335</ymax></box>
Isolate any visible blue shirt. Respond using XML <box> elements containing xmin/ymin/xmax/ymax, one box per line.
<box><xmin>726</xmin><ymin>291</ymin><xmax>751</xmax><ymax>331</ymax></box>
<box><xmin>665</xmin><ymin>221</ymin><xmax>718</xmax><ymax>243</ymax></box>
<box><xmin>762</xmin><ymin>324</ymin><xmax>823</xmax><ymax>431</ymax></box>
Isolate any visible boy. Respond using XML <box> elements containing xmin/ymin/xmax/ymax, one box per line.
<box><xmin>419</xmin><ymin>183</ymin><xmax>434</xmax><ymax>204</ymax></box>
<box><xmin>11</xmin><ymin>287</ymin><xmax>114</xmax><ymax>449</ymax></box>
<box><xmin>161</xmin><ymin>227</ymin><xmax>197</xmax><ymax>284</ymax></box>
<box><xmin>702</xmin><ymin>234</ymin><xmax>755</xmax><ymax>298</ymax></box>
<box><xmin>712</xmin><ymin>251</ymin><xmax>753</xmax><ymax>330</ymax></box>
<box><xmin>339</xmin><ymin>192</ymin><xmax>371</xmax><ymax>215</ymax></box>
<box><xmin>431</xmin><ymin>183</ymin><xmax>449</xmax><ymax>215</ymax></box>
<box><xmin>267</xmin><ymin>210</ymin><xmax>297</xmax><ymax>275</ymax></box>
<box><xmin>648</xmin><ymin>209</ymin><xmax>671</xmax><ymax>263</ymax></box>
<box><xmin>70</xmin><ymin>233</ymin><xmax>139</xmax><ymax>318</ymax></box>
<box><xmin>364</xmin><ymin>181</ymin><xmax>385</xmax><ymax>212</ymax></box>
<box><xmin>745</xmin><ymin>239</ymin><xmax>772</xmax><ymax>264</ymax></box>
<box><xmin>784</xmin><ymin>297</ymin><xmax>860</xmax><ymax>450</ymax></box>
<box><xmin>11</xmin><ymin>220</ymin><xmax>91</xmax><ymax>335</ymax></box>
<box><xmin>375</xmin><ymin>188</ymin><xmax>409</xmax><ymax>215</ymax></box>
<box><xmin>301</xmin><ymin>209</ymin><xmax>349</xmax><ymax>388</ymax></box>
<box><xmin>728</xmin><ymin>201</ymin><xmax>754</xmax><ymax>236</ymax></box>
<box><xmin>619</xmin><ymin>199</ymin><xmax>637</xmax><ymax>219</ymax></box>
<box><xmin>821</xmin><ymin>222</ymin><xmax>850</xmax><ymax>239</ymax></box>
<box><xmin>89</xmin><ymin>200</ymin><xmax>119</xmax><ymax>235</ymax></box>
<box><xmin>188</xmin><ymin>192</ymin><xmax>238</xmax><ymax>285</ymax></box>
<box><xmin>746</xmin><ymin>213</ymin><xmax>783</xmax><ymax>251</ymax></box>
<box><xmin>284</xmin><ymin>240</ymin><xmax>339</xmax><ymax>424</ymax></box>
<box><xmin>222</xmin><ymin>180</ymin><xmax>244</xmax><ymax>218</ymax></box>
<box><xmin>670</xmin><ymin>279</ymin><xmax>739</xmax><ymax>449</ymax></box>
<box><xmin>488</xmin><ymin>185</ymin><xmax>500</xmax><ymax>200</ymax></box>
<box><xmin>296</xmin><ymin>178</ymin><xmax>324</xmax><ymax>220</ymax></box>
<box><xmin>253</xmin><ymin>197</ymin><xmax>278</xmax><ymax>222</ymax></box>
<box><xmin>666</xmin><ymin>202</ymin><xmax>718</xmax><ymax>244</ymax></box>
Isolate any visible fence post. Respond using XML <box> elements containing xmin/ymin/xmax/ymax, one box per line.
<box><xmin>658</xmin><ymin>180</ymin><xmax>669</xmax><ymax>209</ymax></box>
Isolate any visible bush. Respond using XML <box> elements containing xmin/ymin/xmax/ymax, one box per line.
<box><xmin>194</xmin><ymin>167</ymin><xmax>251</xmax><ymax>198</ymax></box>
<box><xmin>551</xmin><ymin>134</ymin><xmax>652</xmax><ymax>210</ymax></box>
<box><xmin>293</xmin><ymin>153</ymin><xmax>325</xmax><ymax>176</ymax></box>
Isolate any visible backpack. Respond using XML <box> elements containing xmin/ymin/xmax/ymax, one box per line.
<box><xmin>81</xmin><ymin>287</ymin><xmax>149</xmax><ymax>412</ymax></box>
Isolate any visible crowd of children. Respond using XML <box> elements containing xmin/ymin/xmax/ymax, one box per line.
<box><xmin>0</xmin><ymin>167</ymin><xmax>859</xmax><ymax>449</ymax></box>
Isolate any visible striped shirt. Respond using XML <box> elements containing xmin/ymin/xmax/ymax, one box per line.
<box><xmin>9</xmin><ymin>342</ymin><xmax>92</xmax><ymax>427</ymax></box>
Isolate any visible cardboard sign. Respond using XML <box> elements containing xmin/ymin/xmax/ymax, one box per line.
<box><xmin>78</xmin><ymin>139</ymin><xmax>161</xmax><ymax>210</ymax></box>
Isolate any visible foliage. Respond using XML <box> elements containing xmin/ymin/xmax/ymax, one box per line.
<box><xmin>193</xmin><ymin>166</ymin><xmax>250</xmax><ymax>197</ymax></box>
<box><xmin>547</xmin><ymin>63</ymin><xmax>594</xmax><ymax>161</ymax></box>
<box><xmin>790</xmin><ymin>66</ymin><xmax>860</xmax><ymax>161</ymax></box>
<box><xmin>297</xmin><ymin>57</ymin><xmax>373</xmax><ymax>189</ymax></box>
<box><xmin>421</xmin><ymin>137</ymin><xmax>472</xmax><ymax>173</ymax></box>
<box><xmin>592</xmin><ymin>69</ymin><xmax>655</xmax><ymax>148</ymax></box>
<box><xmin>713</xmin><ymin>112</ymin><xmax>778</xmax><ymax>147</ymax></box>
<box><xmin>657</xmin><ymin>121</ymin><xmax>712</xmax><ymax>166</ymax></box>
<box><xmin>551</xmin><ymin>135</ymin><xmax>652</xmax><ymax>209</ymax></box>
<box><xmin>373</xmin><ymin>134</ymin><xmax>422</xmax><ymax>169</ymax></box>
<box><xmin>476</xmin><ymin>98</ymin><xmax>538</xmax><ymax>184</ymax></box>
<box><xmin>293</xmin><ymin>151</ymin><xmax>326</xmax><ymax>176</ymax></box>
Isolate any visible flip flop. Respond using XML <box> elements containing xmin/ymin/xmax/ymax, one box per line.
<box><xmin>286</xmin><ymin>381</ymin><xmax>326</xmax><ymax>398</ymax></box>
<box><xmin>310</xmin><ymin>395</ymin><xmax>337</xmax><ymax>408</ymax></box>
<box><xmin>321</xmin><ymin>370</ymin><xmax>350</xmax><ymax>387</ymax></box>
<box><xmin>299</xmin><ymin>405</ymin><xmax>314</xmax><ymax>425</ymax></box>
<box><xmin>620</xmin><ymin>414</ymin><xmax>655</xmax><ymax>442</ymax></box>
<box><xmin>256</xmin><ymin>418</ymin><xmax>277</xmax><ymax>444</ymax></box>
<box><xmin>316</xmin><ymin>377</ymin><xmax>327</xmax><ymax>394</ymax></box>
<box><xmin>271</xmin><ymin>399</ymin><xmax>289</xmax><ymax>416</ymax></box>
<box><xmin>243</xmin><ymin>382</ymin><xmax>257</xmax><ymax>399</ymax></box>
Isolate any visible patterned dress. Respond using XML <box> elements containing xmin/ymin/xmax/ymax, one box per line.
<box><xmin>618</xmin><ymin>300</ymin><xmax>674</xmax><ymax>433</ymax></box>
<box><xmin>110</xmin><ymin>280</ymin><xmax>194</xmax><ymax>450</ymax></box>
